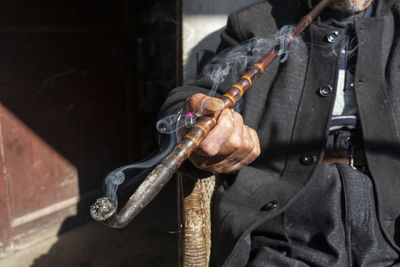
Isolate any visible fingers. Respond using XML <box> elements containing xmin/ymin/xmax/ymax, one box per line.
<box><xmin>194</xmin><ymin>108</ymin><xmax>235</xmax><ymax>157</ymax></box>
<box><xmin>184</xmin><ymin>93</ymin><xmax>225</xmax><ymax>117</ymax></box>
<box><xmin>223</xmin><ymin>127</ymin><xmax>261</xmax><ymax>173</ymax></box>
<box><xmin>218</xmin><ymin>111</ymin><xmax>245</xmax><ymax>156</ymax></box>
<box><xmin>209</xmin><ymin>125</ymin><xmax>259</xmax><ymax>173</ymax></box>
<box><xmin>189</xmin><ymin>109</ymin><xmax>261</xmax><ymax>173</ymax></box>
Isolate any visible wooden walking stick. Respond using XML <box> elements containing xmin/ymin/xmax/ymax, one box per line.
<box><xmin>90</xmin><ymin>0</ymin><xmax>333</xmax><ymax>228</ymax></box>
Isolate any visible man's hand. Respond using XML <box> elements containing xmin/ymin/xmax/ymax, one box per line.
<box><xmin>184</xmin><ymin>93</ymin><xmax>260</xmax><ymax>174</ymax></box>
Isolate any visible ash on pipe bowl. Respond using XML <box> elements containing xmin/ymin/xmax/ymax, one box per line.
<box><xmin>90</xmin><ymin>197</ymin><xmax>117</xmax><ymax>222</ymax></box>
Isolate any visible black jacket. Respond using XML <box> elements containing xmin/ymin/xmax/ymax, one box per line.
<box><xmin>160</xmin><ymin>0</ymin><xmax>400</xmax><ymax>265</ymax></box>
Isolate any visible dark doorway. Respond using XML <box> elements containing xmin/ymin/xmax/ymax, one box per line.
<box><xmin>0</xmin><ymin>0</ymin><xmax>178</xmax><ymax>266</ymax></box>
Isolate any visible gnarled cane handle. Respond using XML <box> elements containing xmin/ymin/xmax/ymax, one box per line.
<box><xmin>90</xmin><ymin>0</ymin><xmax>332</xmax><ymax>228</ymax></box>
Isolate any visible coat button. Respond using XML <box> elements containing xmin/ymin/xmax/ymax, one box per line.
<box><xmin>300</xmin><ymin>155</ymin><xmax>317</xmax><ymax>166</ymax></box>
<box><xmin>319</xmin><ymin>85</ymin><xmax>333</xmax><ymax>97</ymax></box>
<box><xmin>326</xmin><ymin>31</ymin><xmax>340</xmax><ymax>43</ymax></box>
<box><xmin>262</xmin><ymin>201</ymin><xmax>278</xmax><ymax>211</ymax></box>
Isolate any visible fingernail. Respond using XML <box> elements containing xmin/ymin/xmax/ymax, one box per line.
<box><xmin>203</xmin><ymin>98</ymin><xmax>225</xmax><ymax>111</ymax></box>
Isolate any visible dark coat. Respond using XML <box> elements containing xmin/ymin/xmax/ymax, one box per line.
<box><xmin>160</xmin><ymin>0</ymin><xmax>400</xmax><ymax>266</ymax></box>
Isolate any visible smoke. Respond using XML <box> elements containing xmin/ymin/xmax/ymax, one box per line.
<box><xmin>155</xmin><ymin>26</ymin><xmax>300</xmax><ymax>135</ymax></box>
<box><xmin>104</xmin><ymin>101</ymin><xmax>195</xmax><ymax>203</ymax></box>
<box><xmin>202</xmin><ymin>25</ymin><xmax>297</xmax><ymax>100</ymax></box>
<box><xmin>104</xmin><ymin>110</ymin><xmax>190</xmax><ymax>203</ymax></box>
<box><xmin>102</xmin><ymin>25</ymin><xmax>302</xmax><ymax>203</ymax></box>
<box><xmin>317</xmin><ymin>35</ymin><xmax>358</xmax><ymax>59</ymax></box>
<box><xmin>104</xmin><ymin>132</ymin><xmax>176</xmax><ymax>203</ymax></box>
<box><xmin>156</xmin><ymin>109</ymin><xmax>197</xmax><ymax>134</ymax></box>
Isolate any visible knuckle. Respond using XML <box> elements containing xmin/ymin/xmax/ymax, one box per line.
<box><xmin>242</xmin><ymin>131</ymin><xmax>254</xmax><ymax>152</ymax></box>
<box><xmin>218</xmin><ymin>121</ymin><xmax>234</xmax><ymax>135</ymax></box>
<box><xmin>250</xmin><ymin>128</ymin><xmax>260</xmax><ymax>143</ymax></box>
<box><xmin>199</xmin><ymin>142</ymin><xmax>218</xmax><ymax>157</ymax></box>
<box><xmin>243</xmin><ymin>135</ymin><xmax>254</xmax><ymax>152</ymax></box>
<box><xmin>252</xmin><ymin>146</ymin><xmax>261</xmax><ymax>158</ymax></box>
<box><xmin>254</xmin><ymin>139</ymin><xmax>261</xmax><ymax>156</ymax></box>
<box><xmin>248</xmin><ymin>127</ymin><xmax>257</xmax><ymax>135</ymax></box>
<box><xmin>220</xmin><ymin>111</ymin><xmax>234</xmax><ymax>126</ymax></box>
<box><xmin>244</xmin><ymin>142</ymin><xmax>254</xmax><ymax>154</ymax></box>
<box><xmin>232</xmin><ymin>111</ymin><xmax>244</xmax><ymax>124</ymax></box>
<box><xmin>227</xmin><ymin>137</ymin><xmax>242</xmax><ymax>150</ymax></box>
<box><xmin>225</xmin><ymin>117</ymin><xmax>234</xmax><ymax>129</ymax></box>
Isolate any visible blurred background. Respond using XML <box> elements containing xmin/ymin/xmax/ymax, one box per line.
<box><xmin>0</xmin><ymin>0</ymin><xmax>259</xmax><ymax>266</ymax></box>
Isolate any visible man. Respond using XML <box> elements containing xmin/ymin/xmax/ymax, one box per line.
<box><xmin>160</xmin><ymin>0</ymin><xmax>400</xmax><ymax>265</ymax></box>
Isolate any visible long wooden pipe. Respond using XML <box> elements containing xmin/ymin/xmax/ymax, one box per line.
<box><xmin>90</xmin><ymin>0</ymin><xmax>332</xmax><ymax>228</ymax></box>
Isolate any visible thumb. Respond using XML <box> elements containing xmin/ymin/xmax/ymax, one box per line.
<box><xmin>199</xmin><ymin>96</ymin><xmax>225</xmax><ymax>115</ymax></box>
<box><xmin>185</xmin><ymin>93</ymin><xmax>225</xmax><ymax>117</ymax></box>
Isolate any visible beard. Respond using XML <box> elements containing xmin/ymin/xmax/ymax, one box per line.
<box><xmin>328</xmin><ymin>0</ymin><xmax>373</xmax><ymax>13</ymax></box>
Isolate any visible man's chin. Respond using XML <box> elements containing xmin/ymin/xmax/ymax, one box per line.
<box><xmin>328</xmin><ymin>0</ymin><xmax>373</xmax><ymax>13</ymax></box>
